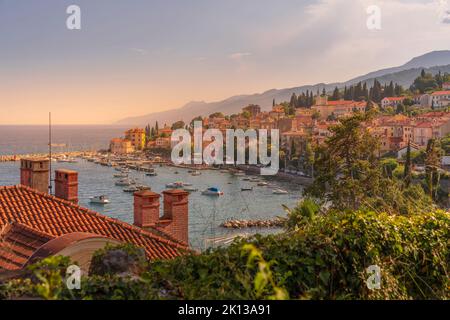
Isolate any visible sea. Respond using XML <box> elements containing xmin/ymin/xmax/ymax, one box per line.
<box><xmin>0</xmin><ymin>125</ymin><xmax>303</xmax><ymax>250</ymax></box>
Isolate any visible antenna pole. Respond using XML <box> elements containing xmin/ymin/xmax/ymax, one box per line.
<box><xmin>49</xmin><ymin>112</ymin><xmax>52</xmax><ymax>194</ymax></box>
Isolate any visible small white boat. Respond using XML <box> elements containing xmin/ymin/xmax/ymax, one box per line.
<box><xmin>136</xmin><ymin>185</ymin><xmax>151</xmax><ymax>191</ymax></box>
<box><xmin>115</xmin><ymin>179</ymin><xmax>131</xmax><ymax>186</ymax></box>
<box><xmin>234</xmin><ymin>171</ymin><xmax>246</xmax><ymax>177</ymax></box>
<box><xmin>272</xmin><ymin>189</ymin><xmax>288</xmax><ymax>195</ymax></box>
<box><xmin>146</xmin><ymin>171</ymin><xmax>157</xmax><ymax>176</ymax></box>
<box><xmin>90</xmin><ymin>195</ymin><xmax>110</xmax><ymax>204</ymax></box>
<box><xmin>201</xmin><ymin>187</ymin><xmax>224</xmax><ymax>196</ymax></box>
<box><xmin>220</xmin><ymin>170</ymin><xmax>229</xmax><ymax>173</ymax></box>
<box><xmin>191</xmin><ymin>171</ymin><xmax>202</xmax><ymax>176</ymax></box>
<box><xmin>166</xmin><ymin>181</ymin><xmax>185</xmax><ymax>188</ymax></box>
<box><xmin>123</xmin><ymin>186</ymin><xmax>139</xmax><ymax>193</ymax></box>
<box><xmin>241</xmin><ymin>187</ymin><xmax>253</xmax><ymax>191</ymax></box>
<box><xmin>184</xmin><ymin>186</ymin><xmax>198</xmax><ymax>192</ymax></box>
<box><xmin>257</xmin><ymin>182</ymin><xmax>269</xmax><ymax>186</ymax></box>
<box><xmin>113</xmin><ymin>173</ymin><xmax>128</xmax><ymax>178</ymax></box>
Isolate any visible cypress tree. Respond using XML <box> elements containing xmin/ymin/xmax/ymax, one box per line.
<box><xmin>404</xmin><ymin>140</ymin><xmax>412</xmax><ymax>187</ymax></box>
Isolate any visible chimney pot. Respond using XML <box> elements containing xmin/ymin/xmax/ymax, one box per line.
<box><xmin>133</xmin><ymin>190</ymin><xmax>160</xmax><ymax>228</ymax></box>
<box><xmin>54</xmin><ymin>169</ymin><xmax>78</xmax><ymax>204</ymax></box>
<box><xmin>20</xmin><ymin>158</ymin><xmax>49</xmax><ymax>193</ymax></box>
<box><xmin>161</xmin><ymin>189</ymin><xmax>189</xmax><ymax>245</ymax></box>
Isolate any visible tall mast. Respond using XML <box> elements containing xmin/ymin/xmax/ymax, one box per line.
<box><xmin>49</xmin><ymin>112</ymin><xmax>52</xmax><ymax>194</ymax></box>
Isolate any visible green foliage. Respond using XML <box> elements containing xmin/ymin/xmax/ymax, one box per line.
<box><xmin>283</xmin><ymin>198</ymin><xmax>321</xmax><ymax>231</ymax></box>
<box><xmin>89</xmin><ymin>243</ymin><xmax>148</xmax><ymax>276</ymax></box>
<box><xmin>171</xmin><ymin>120</ymin><xmax>186</xmax><ymax>130</ymax></box>
<box><xmin>380</xmin><ymin>158</ymin><xmax>398</xmax><ymax>178</ymax></box>
<box><xmin>305</xmin><ymin>112</ymin><xmax>384</xmax><ymax>210</ymax></box>
<box><xmin>441</xmin><ymin>134</ymin><xmax>450</xmax><ymax>155</ymax></box>
<box><xmin>1</xmin><ymin>209</ymin><xmax>448</xmax><ymax>300</ymax></box>
<box><xmin>410</xmin><ymin>70</ymin><xmax>439</xmax><ymax>93</ymax></box>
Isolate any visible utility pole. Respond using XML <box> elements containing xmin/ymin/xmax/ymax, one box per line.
<box><xmin>48</xmin><ymin>112</ymin><xmax>53</xmax><ymax>194</ymax></box>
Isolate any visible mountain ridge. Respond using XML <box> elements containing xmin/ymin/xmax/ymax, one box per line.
<box><xmin>116</xmin><ymin>51</ymin><xmax>450</xmax><ymax>126</ymax></box>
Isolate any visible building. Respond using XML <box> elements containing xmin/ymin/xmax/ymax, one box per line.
<box><xmin>155</xmin><ymin>137</ymin><xmax>172</xmax><ymax>149</ymax></box>
<box><xmin>430</xmin><ymin>91</ymin><xmax>450</xmax><ymax>109</ymax></box>
<box><xmin>281</xmin><ymin>130</ymin><xmax>308</xmax><ymax>155</ymax></box>
<box><xmin>0</xmin><ymin>161</ymin><xmax>190</xmax><ymax>273</ymax></box>
<box><xmin>158</xmin><ymin>125</ymin><xmax>173</xmax><ymax>137</ymax></box>
<box><xmin>412</xmin><ymin>121</ymin><xmax>449</xmax><ymax>146</ymax></box>
<box><xmin>312</xmin><ymin>97</ymin><xmax>366</xmax><ymax>120</ymax></box>
<box><xmin>396</xmin><ymin>143</ymin><xmax>422</xmax><ymax>160</ymax></box>
<box><xmin>414</xmin><ymin>94</ymin><xmax>432</xmax><ymax>108</ymax></box>
<box><xmin>110</xmin><ymin>138</ymin><xmax>134</xmax><ymax>154</ymax></box>
<box><xmin>381</xmin><ymin>97</ymin><xmax>404</xmax><ymax>109</ymax></box>
<box><xmin>443</xmin><ymin>82</ymin><xmax>450</xmax><ymax>90</ymax></box>
<box><xmin>124</xmin><ymin>128</ymin><xmax>146</xmax><ymax>150</ymax></box>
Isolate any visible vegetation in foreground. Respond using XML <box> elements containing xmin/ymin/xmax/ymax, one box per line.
<box><xmin>0</xmin><ymin>113</ymin><xmax>448</xmax><ymax>300</ymax></box>
<box><xmin>0</xmin><ymin>206</ymin><xmax>448</xmax><ymax>300</ymax></box>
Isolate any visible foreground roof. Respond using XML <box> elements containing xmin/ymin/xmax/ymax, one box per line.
<box><xmin>0</xmin><ymin>185</ymin><xmax>188</xmax><ymax>270</ymax></box>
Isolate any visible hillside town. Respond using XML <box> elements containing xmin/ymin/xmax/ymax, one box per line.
<box><xmin>110</xmin><ymin>75</ymin><xmax>450</xmax><ymax>173</ymax></box>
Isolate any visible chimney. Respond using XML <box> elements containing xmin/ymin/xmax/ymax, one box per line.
<box><xmin>54</xmin><ymin>169</ymin><xmax>78</xmax><ymax>204</ymax></box>
<box><xmin>20</xmin><ymin>158</ymin><xmax>49</xmax><ymax>193</ymax></box>
<box><xmin>161</xmin><ymin>189</ymin><xmax>189</xmax><ymax>244</ymax></box>
<box><xmin>133</xmin><ymin>190</ymin><xmax>160</xmax><ymax>228</ymax></box>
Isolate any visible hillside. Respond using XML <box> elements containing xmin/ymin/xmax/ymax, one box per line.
<box><xmin>116</xmin><ymin>51</ymin><xmax>450</xmax><ymax>126</ymax></box>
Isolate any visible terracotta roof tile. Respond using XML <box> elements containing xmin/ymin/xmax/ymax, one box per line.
<box><xmin>0</xmin><ymin>186</ymin><xmax>189</xmax><ymax>269</ymax></box>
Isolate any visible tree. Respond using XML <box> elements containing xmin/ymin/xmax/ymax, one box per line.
<box><xmin>330</xmin><ymin>87</ymin><xmax>341</xmax><ymax>101</ymax></box>
<box><xmin>410</xmin><ymin>70</ymin><xmax>438</xmax><ymax>93</ymax></box>
<box><xmin>209</xmin><ymin>112</ymin><xmax>224</xmax><ymax>119</ymax></box>
<box><xmin>155</xmin><ymin>121</ymin><xmax>159</xmax><ymax>135</ymax></box>
<box><xmin>171</xmin><ymin>120</ymin><xmax>186</xmax><ymax>130</ymax></box>
<box><xmin>404</xmin><ymin>141</ymin><xmax>412</xmax><ymax>187</ymax></box>
<box><xmin>424</xmin><ymin>139</ymin><xmax>441</xmax><ymax>200</ymax></box>
<box><xmin>242</xmin><ymin>111</ymin><xmax>251</xmax><ymax>119</ymax></box>
<box><xmin>396</xmin><ymin>104</ymin><xmax>406</xmax><ymax>114</ymax></box>
<box><xmin>305</xmin><ymin>112</ymin><xmax>383</xmax><ymax>210</ymax></box>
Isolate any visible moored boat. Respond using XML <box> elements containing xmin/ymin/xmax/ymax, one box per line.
<box><xmin>272</xmin><ymin>189</ymin><xmax>288</xmax><ymax>195</ymax></box>
<box><xmin>89</xmin><ymin>195</ymin><xmax>110</xmax><ymax>204</ymax></box>
<box><xmin>201</xmin><ymin>187</ymin><xmax>224</xmax><ymax>196</ymax></box>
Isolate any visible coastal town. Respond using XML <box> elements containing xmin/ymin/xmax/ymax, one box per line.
<box><xmin>106</xmin><ymin>74</ymin><xmax>450</xmax><ymax>177</ymax></box>
<box><xmin>2</xmin><ymin>0</ymin><xmax>450</xmax><ymax>305</ymax></box>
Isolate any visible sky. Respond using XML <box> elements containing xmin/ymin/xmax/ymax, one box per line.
<box><xmin>1</xmin><ymin>0</ymin><xmax>450</xmax><ymax>125</ymax></box>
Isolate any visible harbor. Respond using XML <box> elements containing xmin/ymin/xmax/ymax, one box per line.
<box><xmin>0</xmin><ymin>155</ymin><xmax>303</xmax><ymax>250</ymax></box>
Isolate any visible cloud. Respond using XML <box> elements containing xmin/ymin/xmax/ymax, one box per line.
<box><xmin>130</xmin><ymin>48</ymin><xmax>148</xmax><ymax>55</ymax></box>
<box><xmin>229</xmin><ymin>52</ymin><xmax>252</xmax><ymax>60</ymax></box>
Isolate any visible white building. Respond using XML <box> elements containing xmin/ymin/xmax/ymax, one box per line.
<box><xmin>431</xmin><ymin>91</ymin><xmax>450</xmax><ymax>109</ymax></box>
<box><xmin>381</xmin><ymin>97</ymin><xmax>404</xmax><ymax>109</ymax></box>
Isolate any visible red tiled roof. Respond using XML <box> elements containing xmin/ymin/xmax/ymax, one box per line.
<box><xmin>0</xmin><ymin>186</ymin><xmax>188</xmax><ymax>268</ymax></box>
<box><xmin>383</xmin><ymin>97</ymin><xmax>404</xmax><ymax>102</ymax></box>
<box><xmin>322</xmin><ymin>100</ymin><xmax>366</xmax><ymax>107</ymax></box>
<box><xmin>0</xmin><ymin>222</ymin><xmax>54</xmax><ymax>271</ymax></box>
<box><xmin>431</xmin><ymin>90</ymin><xmax>450</xmax><ymax>96</ymax></box>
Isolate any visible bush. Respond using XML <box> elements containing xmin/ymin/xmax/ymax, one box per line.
<box><xmin>1</xmin><ymin>209</ymin><xmax>448</xmax><ymax>300</ymax></box>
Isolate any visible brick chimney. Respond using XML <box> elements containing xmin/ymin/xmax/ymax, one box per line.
<box><xmin>133</xmin><ymin>190</ymin><xmax>160</xmax><ymax>228</ymax></box>
<box><xmin>54</xmin><ymin>169</ymin><xmax>78</xmax><ymax>204</ymax></box>
<box><xmin>161</xmin><ymin>190</ymin><xmax>189</xmax><ymax>245</ymax></box>
<box><xmin>20</xmin><ymin>158</ymin><xmax>49</xmax><ymax>193</ymax></box>
<box><xmin>133</xmin><ymin>189</ymin><xmax>189</xmax><ymax>245</ymax></box>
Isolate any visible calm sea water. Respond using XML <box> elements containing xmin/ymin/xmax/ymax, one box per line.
<box><xmin>0</xmin><ymin>160</ymin><xmax>303</xmax><ymax>250</ymax></box>
<box><xmin>0</xmin><ymin>125</ymin><xmax>304</xmax><ymax>250</ymax></box>
<box><xmin>0</xmin><ymin>125</ymin><xmax>128</xmax><ymax>155</ymax></box>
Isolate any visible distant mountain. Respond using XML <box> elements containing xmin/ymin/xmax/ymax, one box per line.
<box><xmin>116</xmin><ymin>51</ymin><xmax>450</xmax><ymax>126</ymax></box>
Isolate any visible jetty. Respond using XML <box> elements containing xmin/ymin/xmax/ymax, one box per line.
<box><xmin>220</xmin><ymin>218</ymin><xmax>284</xmax><ymax>229</ymax></box>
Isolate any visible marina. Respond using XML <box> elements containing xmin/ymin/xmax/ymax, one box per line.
<box><xmin>0</xmin><ymin>156</ymin><xmax>303</xmax><ymax>250</ymax></box>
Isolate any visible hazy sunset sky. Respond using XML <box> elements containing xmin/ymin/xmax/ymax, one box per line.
<box><xmin>1</xmin><ymin>0</ymin><xmax>450</xmax><ymax>124</ymax></box>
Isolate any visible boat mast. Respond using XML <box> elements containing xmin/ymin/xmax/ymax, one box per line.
<box><xmin>48</xmin><ymin>112</ymin><xmax>53</xmax><ymax>194</ymax></box>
